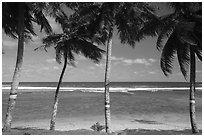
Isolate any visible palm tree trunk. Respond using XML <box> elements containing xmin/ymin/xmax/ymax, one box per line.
<box><xmin>50</xmin><ymin>55</ymin><xmax>68</xmax><ymax>130</ymax></box>
<box><xmin>104</xmin><ymin>31</ymin><xmax>113</xmax><ymax>134</ymax></box>
<box><xmin>189</xmin><ymin>46</ymin><xmax>199</xmax><ymax>133</ymax></box>
<box><xmin>3</xmin><ymin>3</ymin><xmax>25</xmax><ymax>132</ymax></box>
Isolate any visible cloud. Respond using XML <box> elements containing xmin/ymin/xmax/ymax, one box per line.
<box><xmin>148</xmin><ymin>58</ymin><xmax>157</xmax><ymax>63</ymax></box>
<box><xmin>122</xmin><ymin>59</ymin><xmax>134</xmax><ymax>65</ymax></box>
<box><xmin>77</xmin><ymin>55</ymin><xmax>87</xmax><ymax>60</ymax></box>
<box><xmin>122</xmin><ymin>58</ymin><xmax>156</xmax><ymax>66</ymax></box>
<box><xmin>148</xmin><ymin>71</ymin><xmax>157</xmax><ymax>74</ymax></box>
<box><xmin>110</xmin><ymin>56</ymin><xmax>157</xmax><ymax>66</ymax></box>
<box><xmin>53</xmin><ymin>66</ymin><xmax>60</xmax><ymax>70</ymax></box>
<box><xmin>46</xmin><ymin>58</ymin><xmax>56</xmax><ymax>63</ymax></box>
<box><xmin>95</xmin><ymin>63</ymin><xmax>106</xmax><ymax>69</ymax></box>
<box><xmin>111</xmin><ymin>56</ymin><xmax>124</xmax><ymax>61</ymax></box>
<box><xmin>134</xmin><ymin>71</ymin><xmax>138</xmax><ymax>75</ymax></box>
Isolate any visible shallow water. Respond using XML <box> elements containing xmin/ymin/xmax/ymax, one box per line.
<box><xmin>2</xmin><ymin>90</ymin><xmax>202</xmax><ymax>131</ymax></box>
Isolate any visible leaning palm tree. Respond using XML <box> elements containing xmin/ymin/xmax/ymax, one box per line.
<box><xmin>69</xmin><ymin>2</ymin><xmax>156</xmax><ymax>133</ymax></box>
<box><xmin>137</xmin><ymin>2</ymin><xmax>201</xmax><ymax>133</ymax></box>
<box><xmin>39</xmin><ymin>11</ymin><xmax>105</xmax><ymax>130</ymax></box>
<box><xmin>2</xmin><ymin>2</ymin><xmax>58</xmax><ymax>131</ymax></box>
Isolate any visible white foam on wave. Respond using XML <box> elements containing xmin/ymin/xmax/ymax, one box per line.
<box><xmin>2</xmin><ymin>86</ymin><xmax>202</xmax><ymax>93</ymax></box>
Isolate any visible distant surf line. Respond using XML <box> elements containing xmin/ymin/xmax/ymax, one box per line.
<box><xmin>2</xmin><ymin>87</ymin><xmax>202</xmax><ymax>92</ymax></box>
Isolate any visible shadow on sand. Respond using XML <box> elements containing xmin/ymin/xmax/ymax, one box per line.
<box><xmin>119</xmin><ymin>128</ymin><xmax>202</xmax><ymax>135</ymax></box>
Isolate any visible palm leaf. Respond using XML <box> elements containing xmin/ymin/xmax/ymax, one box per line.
<box><xmin>176</xmin><ymin>39</ymin><xmax>190</xmax><ymax>79</ymax></box>
<box><xmin>116</xmin><ymin>2</ymin><xmax>157</xmax><ymax>47</ymax></box>
<box><xmin>68</xmin><ymin>38</ymin><xmax>105</xmax><ymax>63</ymax></box>
<box><xmin>3</xmin><ymin>3</ymin><xmax>20</xmax><ymax>39</ymax></box>
<box><xmin>136</xmin><ymin>15</ymin><xmax>160</xmax><ymax>41</ymax></box>
<box><xmin>43</xmin><ymin>34</ymin><xmax>66</xmax><ymax>47</ymax></box>
<box><xmin>160</xmin><ymin>31</ymin><xmax>177</xmax><ymax>76</ymax></box>
<box><xmin>177</xmin><ymin>21</ymin><xmax>198</xmax><ymax>46</ymax></box>
<box><xmin>32</xmin><ymin>8</ymin><xmax>52</xmax><ymax>34</ymax></box>
<box><xmin>156</xmin><ymin>14</ymin><xmax>177</xmax><ymax>51</ymax></box>
<box><xmin>194</xmin><ymin>47</ymin><xmax>202</xmax><ymax>61</ymax></box>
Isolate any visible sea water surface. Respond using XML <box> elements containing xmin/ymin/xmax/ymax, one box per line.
<box><xmin>2</xmin><ymin>82</ymin><xmax>202</xmax><ymax>131</ymax></box>
<box><xmin>2</xmin><ymin>82</ymin><xmax>202</xmax><ymax>93</ymax></box>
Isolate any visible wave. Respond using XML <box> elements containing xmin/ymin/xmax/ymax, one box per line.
<box><xmin>2</xmin><ymin>86</ymin><xmax>202</xmax><ymax>93</ymax></box>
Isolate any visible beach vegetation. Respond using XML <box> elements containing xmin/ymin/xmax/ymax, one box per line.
<box><xmin>90</xmin><ymin>122</ymin><xmax>105</xmax><ymax>132</ymax></box>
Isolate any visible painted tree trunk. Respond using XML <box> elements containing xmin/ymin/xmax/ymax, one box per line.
<box><xmin>50</xmin><ymin>55</ymin><xmax>68</xmax><ymax>130</ymax></box>
<box><xmin>189</xmin><ymin>46</ymin><xmax>199</xmax><ymax>133</ymax></box>
<box><xmin>104</xmin><ymin>32</ymin><xmax>113</xmax><ymax>134</ymax></box>
<box><xmin>3</xmin><ymin>3</ymin><xmax>25</xmax><ymax>132</ymax></box>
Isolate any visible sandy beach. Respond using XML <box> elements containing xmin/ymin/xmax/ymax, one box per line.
<box><xmin>2</xmin><ymin>90</ymin><xmax>202</xmax><ymax>135</ymax></box>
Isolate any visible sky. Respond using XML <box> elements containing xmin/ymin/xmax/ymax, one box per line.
<box><xmin>2</xmin><ymin>2</ymin><xmax>202</xmax><ymax>82</ymax></box>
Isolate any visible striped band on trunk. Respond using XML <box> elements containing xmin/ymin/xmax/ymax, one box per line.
<box><xmin>105</xmin><ymin>104</ymin><xmax>110</xmax><ymax>108</ymax></box>
<box><xmin>9</xmin><ymin>94</ymin><xmax>17</xmax><ymax>99</ymax></box>
<box><xmin>190</xmin><ymin>99</ymin><xmax>195</xmax><ymax>104</ymax></box>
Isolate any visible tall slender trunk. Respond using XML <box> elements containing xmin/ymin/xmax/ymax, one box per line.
<box><xmin>3</xmin><ymin>3</ymin><xmax>25</xmax><ymax>132</ymax></box>
<box><xmin>50</xmin><ymin>54</ymin><xmax>68</xmax><ymax>130</ymax></box>
<box><xmin>104</xmin><ymin>31</ymin><xmax>113</xmax><ymax>134</ymax></box>
<box><xmin>189</xmin><ymin>46</ymin><xmax>199</xmax><ymax>133</ymax></box>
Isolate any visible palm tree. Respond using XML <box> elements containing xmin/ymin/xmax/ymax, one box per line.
<box><xmin>69</xmin><ymin>2</ymin><xmax>156</xmax><ymax>133</ymax></box>
<box><xmin>2</xmin><ymin>2</ymin><xmax>55</xmax><ymax>131</ymax></box>
<box><xmin>137</xmin><ymin>2</ymin><xmax>201</xmax><ymax>133</ymax></box>
<box><xmin>39</xmin><ymin>11</ymin><xmax>105</xmax><ymax>130</ymax></box>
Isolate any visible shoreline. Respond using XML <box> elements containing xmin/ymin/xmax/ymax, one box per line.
<box><xmin>2</xmin><ymin>127</ymin><xmax>202</xmax><ymax>135</ymax></box>
<box><xmin>2</xmin><ymin>87</ymin><xmax>203</xmax><ymax>93</ymax></box>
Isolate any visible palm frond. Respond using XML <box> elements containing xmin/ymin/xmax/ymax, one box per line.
<box><xmin>136</xmin><ymin>15</ymin><xmax>160</xmax><ymax>41</ymax></box>
<box><xmin>66</xmin><ymin>47</ymin><xmax>75</xmax><ymax>63</ymax></box>
<box><xmin>177</xmin><ymin>40</ymin><xmax>190</xmax><ymax>79</ymax></box>
<box><xmin>24</xmin><ymin>5</ymin><xmax>37</xmax><ymax>36</ymax></box>
<box><xmin>42</xmin><ymin>34</ymin><xmax>66</xmax><ymax>47</ymax></box>
<box><xmin>32</xmin><ymin>8</ymin><xmax>52</xmax><ymax>34</ymax></box>
<box><xmin>68</xmin><ymin>38</ymin><xmax>105</xmax><ymax>63</ymax></box>
<box><xmin>157</xmin><ymin>19</ymin><xmax>176</xmax><ymax>51</ymax></box>
<box><xmin>160</xmin><ymin>31</ymin><xmax>177</xmax><ymax>77</ymax></box>
<box><xmin>194</xmin><ymin>47</ymin><xmax>202</xmax><ymax>61</ymax></box>
<box><xmin>115</xmin><ymin>2</ymin><xmax>157</xmax><ymax>47</ymax></box>
<box><xmin>3</xmin><ymin>3</ymin><xmax>37</xmax><ymax>40</ymax></box>
<box><xmin>177</xmin><ymin>21</ymin><xmax>198</xmax><ymax>46</ymax></box>
<box><xmin>3</xmin><ymin>3</ymin><xmax>19</xmax><ymax>39</ymax></box>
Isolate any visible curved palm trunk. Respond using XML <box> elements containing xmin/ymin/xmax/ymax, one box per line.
<box><xmin>189</xmin><ymin>46</ymin><xmax>199</xmax><ymax>133</ymax></box>
<box><xmin>3</xmin><ymin>3</ymin><xmax>25</xmax><ymax>132</ymax></box>
<box><xmin>50</xmin><ymin>55</ymin><xmax>68</xmax><ymax>130</ymax></box>
<box><xmin>104</xmin><ymin>31</ymin><xmax>113</xmax><ymax>134</ymax></box>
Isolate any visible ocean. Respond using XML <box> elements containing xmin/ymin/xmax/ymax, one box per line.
<box><xmin>2</xmin><ymin>82</ymin><xmax>202</xmax><ymax>131</ymax></box>
<box><xmin>2</xmin><ymin>82</ymin><xmax>202</xmax><ymax>93</ymax></box>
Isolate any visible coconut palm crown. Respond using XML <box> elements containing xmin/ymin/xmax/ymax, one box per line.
<box><xmin>2</xmin><ymin>2</ymin><xmax>54</xmax><ymax>39</ymax></box>
<box><xmin>137</xmin><ymin>2</ymin><xmax>202</xmax><ymax>78</ymax></box>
